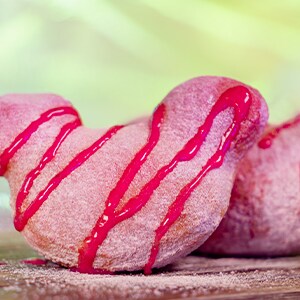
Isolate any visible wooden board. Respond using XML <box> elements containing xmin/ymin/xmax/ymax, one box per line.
<box><xmin>1</xmin><ymin>231</ymin><xmax>300</xmax><ymax>299</ymax></box>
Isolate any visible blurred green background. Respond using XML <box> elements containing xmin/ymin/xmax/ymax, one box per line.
<box><xmin>1</xmin><ymin>0</ymin><xmax>300</xmax><ymax>219</ymax></box>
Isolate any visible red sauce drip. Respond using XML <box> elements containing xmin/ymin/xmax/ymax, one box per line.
<box><xmin>70</xmin><ymin>266</ymin><xmax>113</xmax><ymax>275</ymax></box>
<box><xmin>77</xmin><ymin>86</ymin><xmax>251</xmax><ymax>274</ymax></box>
<box><xmin>0</xmin><ymin>86</ymin><xmax>252</xmax><ymax>275</ymax></box>
<box><xmin>21</xmin><ymin>258</ymin><xmax>47</xmax><ymax>266</ymax></box>
<box><xmin>258</xmin><ymin>114</ymin><xmax>300</xmax><ymax>149</ymax></box>
<box><xmin>76</xmin><ymin>104</ymin><xmax>166</xmax><ymax>274</ymax></box>
<box><xmin>14</xmin><ymin>125</ymin><xmax>123</xmax><ymax>231</ymax></box>
<box><xmin>0</xmin><ymin>107</ymin><xmax>80</xmax><ymax>176</ymax></box>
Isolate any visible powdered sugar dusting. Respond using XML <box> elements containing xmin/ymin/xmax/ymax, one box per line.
<box><xmin>1</xmin><ymin>255</ymin><xmax>300</xmax><ymax>299</ymax></box>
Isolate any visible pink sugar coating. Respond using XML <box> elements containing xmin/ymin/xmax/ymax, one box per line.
<box><xmin>0</xmin><ymin>76</ymin><xmax>268</xmax><ymax>271</ymax></box>
<box><xmin>200</xmin><ymin>116</ymin><xmax>300</xmax><ymax>256</ymax></box>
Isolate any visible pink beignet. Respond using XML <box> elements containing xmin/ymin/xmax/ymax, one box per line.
<box><xmin>200</xmin><ymin>114</ymin><xmax>300</xmax><ymax>256</ymax></box>
<box><xmin>0</xmin><ymin>76</ymin><xmax>268</xmax><ymax>273</ymax></box>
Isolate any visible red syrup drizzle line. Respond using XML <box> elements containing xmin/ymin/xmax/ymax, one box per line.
<box><xmin>21</xmin><ymin>258</ymin><xmax>47</xmax><ymax>266</ymax></box>
<box><xmin>14</xmin><ymin>119</ymin><xmax>81</xmax><ymax>228</ymax></box>
<box><xmin>258</xmin><ymin>114</ymin><xmax>300</xmax><ymax>149</ymax></box>
<box><xmin>14</xmin><ymin>125</ymin><xmax>123</xmax><ymax>231</ymax></box>
<box><xmin>0</xmin><ymin>105</ymin><xmax>122</xmax><ymax>232</ymax></box>
<box><xmin>0</xmin><ymin>107</ymin><xmax>80</xmax><ymax>177</ymax></box>
<box><xmin>76</xmin><ymin>104</ymin><xmax>166</xmax><ymax>274</ymax></box>
<box><xmin>76</xmin><ymin>85</ymin><xmax>252</xmax><ymax>275</ymax></box>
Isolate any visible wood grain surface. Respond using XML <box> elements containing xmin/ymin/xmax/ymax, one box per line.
<box><xmin>1</xmin><ymin>231</ymin><xmax>300</xmax><ymax>300</ymax></box>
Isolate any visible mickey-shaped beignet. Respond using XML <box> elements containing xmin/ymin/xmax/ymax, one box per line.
<box><xmin>200</xmin><ymin>114</ymin><xmax>300</xmax><ymax>256</ymax></box>
<box><xmin>0</xmin><ymin>76</ymin><xmax>268</xmax><ymax>273</ymax></box>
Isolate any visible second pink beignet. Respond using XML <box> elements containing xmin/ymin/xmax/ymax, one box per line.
<box><xmin>200</xmin><ymin>115</ymin><xmax>300</xmax><ymax>256</ymax></box>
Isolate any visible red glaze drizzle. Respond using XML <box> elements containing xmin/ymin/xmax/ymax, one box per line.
<box><xmin>76</xmin><ymin>85</ymin><xmax>251</xmax><ymax>274</ymax></box>
<box><xmin>76</xmin><ymin>104</ymin><xmax>166</xmax><ymax>274</ymax></box>
<box><xmin>0</xmin><ymin>86</ymin><xmax>252</xmax><ymax>275</ymax></box>
<box><xmin>258</xmin><ymin>114</ymin><xmax>300</xmax><ymax>149</ymax></box>
<box><xmin>21</xmin><ymin>258</ymin><xmax>47</xmax><ymax>266</ymax></box>
<box><xmin>0</xmin><ymin>107</ymin><xmax>80</xmax><ymax>176</ymax></box>
<box><xmin>14</xmin><ymin>124</ymin><xmax>123</xmax><ymax>231</ymax></box>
